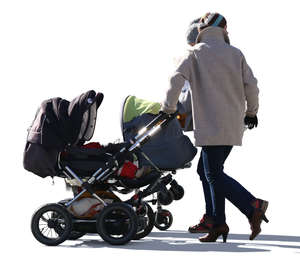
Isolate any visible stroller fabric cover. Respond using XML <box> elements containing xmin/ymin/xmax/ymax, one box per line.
<box><xmin>23</xmin><ymin>90</ymin><xmax>103</xmax><ymax>178</ymax></box>
<box><xmin>121</xmin><ymin>96</ymin><xmax>197</xmax><ymax>170</ymax></box>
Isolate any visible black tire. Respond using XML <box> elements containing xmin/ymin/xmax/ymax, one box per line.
<box><xmin>31</xmin><ymin>203</ymin><xmax>72</xmax><ymax>246</ymax></box>
<box><xmin>96</xmin><ymin>202</ymin><xmax>138</xmax><ymax>245</ymax></box>
<box><xmin>169</xmin><ymin>183</ymin><xmax>185</xmax><ymax>201</ymax></box>
<box><xmin>154</xmin><ymin>209</ymin><xmax>173</xmax><ymax>231</ymax></box>
<box><xmin>68</xmin><ymin>231</ymin><xmax>86</xmax><ymax>240</ymax></box>
<box><xmin>157</xmin><ymin>190</ymin><xmax>174</xmax><ymax>206</ymax></box>
<box><xmin>133</xmin><ymin>203</ymin><xmax>155</xmax><ymax>240</ymax></box>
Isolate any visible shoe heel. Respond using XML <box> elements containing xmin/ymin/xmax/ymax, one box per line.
<box><xmin>262</xmin><ymin>214</ymin><xmax>269</xmax><ymax>223</ymax></box>
<box><xmin>261</xmin><ymin>200</ymin><xmax>269</xmax><ymax>213</ymax></box>
<box><xmin>222</xmin><ymin>232</ymin><xmax>228</xmax><ymax>243</ymax></box>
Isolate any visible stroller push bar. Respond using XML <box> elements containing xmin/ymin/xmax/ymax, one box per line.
<box><xmin>130</xmin><ymin>111</ymin><xmax>178</xmax><ymax>151</ymax></box>
<box><xmin>62</xmin><ymin>111</ymin><xmax>178</xmax><ymax>208</ymax></box>
<box><xmin>136</xmin><ymin>111</ymin><xmax>177</xmax><ymax>137</ymax></box>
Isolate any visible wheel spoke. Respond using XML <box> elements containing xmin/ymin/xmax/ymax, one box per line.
<box><xmin>41</xmin><ymin>226</ymin><xmax>48</xmax><ymax>235</ymax></box>
<box><xmin>41</xmin><ymin>215</ymin><xmax>48</xmax><ymax>223</ymax></box>
<box><xmin>50</xmin><ymin>228</ymin><xmax>58</xmax><ymax>239</ymax></box>
<box><xmin>50</xmin><ymin>228</ymin><xmax>53</xmax><ymax>238</ymax></box>
<box><xmin>53</xmin><ymin>228</ymin><xmax>60</xmax><ymax>238</ymax></box>
<box><xmin>46</xmin><ymin>227</ymin><xmax>51</xmax><ymax>238</ymax></box>
<box><xmin>46</xmin><ymin>212</ymin><xmax>51</xmax><ymax>220</ymax></box>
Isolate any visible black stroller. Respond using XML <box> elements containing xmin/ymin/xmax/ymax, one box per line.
<box><xmin>23</xmin><ymin>90</ymin><xmax>197</xmax><ymax>246</ymax></box>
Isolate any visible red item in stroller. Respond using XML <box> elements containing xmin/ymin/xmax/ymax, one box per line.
<box><xmin>82</xmin><ymin>142</ymin><xmax>138</xmax><ymax>179</ymax></box>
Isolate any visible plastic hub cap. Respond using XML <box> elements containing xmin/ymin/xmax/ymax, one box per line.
<box><xmin>47</xmin><ymin>219</ymin><xmax>57</xmax><ymax>229</ymax></box>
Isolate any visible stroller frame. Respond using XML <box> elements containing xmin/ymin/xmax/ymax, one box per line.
<box><xmin>30</xmin><ymin>108</ymin><xmax>191</xmax><ymax>246</ymax></box>
<box><xmin>27</xmin><ymin>90</ymin><xmax>194</xmax><ymax>246</ymax></box>
<box><xmin>60</xmin><ymin>111</ymin><xmax>178</xmax><ymax>209</ymax></box>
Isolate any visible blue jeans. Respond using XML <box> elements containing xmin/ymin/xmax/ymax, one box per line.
<box><xmin>197</xmin><ymin>146</ymin><xmax>256</xmax><ymax>225</ymax></box>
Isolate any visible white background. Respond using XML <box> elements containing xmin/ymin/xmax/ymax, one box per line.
<box><xmin>1</xmin><ymin>0</ymin><xmax>300</xmax><ymax>259</ymax></box>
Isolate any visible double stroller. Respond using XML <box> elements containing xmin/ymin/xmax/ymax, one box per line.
<box><xmin>23</xmin><ymin>90</ymin><xmax>197</xmax><ymax>246</ymax></box>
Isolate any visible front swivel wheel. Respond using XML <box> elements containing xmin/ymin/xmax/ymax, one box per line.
<box><xmin>154</xmin><ymin>209</ymin><xmax>173</xmax><ymax>231</ymax></box>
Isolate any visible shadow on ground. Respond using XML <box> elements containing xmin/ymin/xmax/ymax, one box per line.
<box><xmin>61</xmin><ymin>230</ymin><xmax>300</xmax><ymax>253</ymax></box>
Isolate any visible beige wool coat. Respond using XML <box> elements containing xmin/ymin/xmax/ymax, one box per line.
<box><xmin>162</xmin><ymin>27</ymin><xmax>259</xmax><ymax>146</ymax></box>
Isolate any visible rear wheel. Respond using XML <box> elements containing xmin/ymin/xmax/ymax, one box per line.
<box><xmin>133</xmin><ymin>203</ymin><xmax>155</xmax><ymax>240</ymax></box>
<box><xmin>31</xmin><ymin>203</ymin><xmax>72</xmax><ymax>246</ymax></box>
<box><xmin>96</xmin><ymin>202</ymin><xmax>138</xmax><ymax>245</ymax></box>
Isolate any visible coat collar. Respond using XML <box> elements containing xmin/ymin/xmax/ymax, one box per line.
<box><xmin>196</xmin><ymin>27</ymin><xmax>230</xmax><ymax>44</ymax></box>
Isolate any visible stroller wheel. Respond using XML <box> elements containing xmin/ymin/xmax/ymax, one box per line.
<box><xmin>154</xmin><ymin>209</ymin><xmax>173</xmax><ymax>231</ymax></box>
<box><xmin>157</xmin><ymin>190</ymin><xmax>174</xmax><ymax>206</ymax></box>
<box><xmin>133</xmin><ymin>203</ymin><xmax>155</xmax><ymax>240</ymax></box>
<box><xmin>169</xmin><ymin>180</ymin><xmax>184</xmax><ymax>201</ymax></box>
<box><xmin>57</xmin><ymin>199</ymin><xmax>86</xmax><ymax>240</ymax></box>
<box><xmin>96</xmin><ymin>202</ymin><xmax>138</xmax><ymax>245</ymax></box>
<box><xmin>31</xmin><ymin>203</ymin><xmax>72</xmax><ymax>246</ymax></box>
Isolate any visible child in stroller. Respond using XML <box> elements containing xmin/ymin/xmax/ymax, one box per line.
<box><xmin>23</xmin><ymin>90</ymin><xmax>197</xmax><ymax>246</ymax></box>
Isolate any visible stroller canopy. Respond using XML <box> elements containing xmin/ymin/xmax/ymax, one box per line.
<box><xmin>24</xmin><ymin>90</ymin><xmax>103</xmax><ymax>178</ymax></box>
<box><xmin>27</xmin><ymin>90</ymin><xmax>103</xmax><ymax>148</ymax></box>
<box><xmin>68</xmin><ymin>90</ymin><xmax>103</xmax><ymax>145</ymax></box>
<box><xmin>121</xmin><ymin>96</ymin><xmax>197</xmax><ymax>170</ymax></box>
<box><xmin>122</xmin><ymin>96</ymin><xmax>161</xmax><ymax>123</ymax></box>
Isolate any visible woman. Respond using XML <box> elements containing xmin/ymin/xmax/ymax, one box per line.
<box><xmin>162</xmin><ymin>12</ymin><xmax>269</xmax><ymax>242</ymax></box>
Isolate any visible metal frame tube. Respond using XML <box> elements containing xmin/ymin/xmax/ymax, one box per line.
<box><xmin>63</xmin><ymin>166</ymin><xmax>109</xmax><ymax>207</ymax></box>
<box><xmin>95</xmin><ymin>168</ymin><xmax>111</xmax><ymax>181</ymax></box>
<box><xmin>65</xmin><ymin>166</ymin><xmax>84</xmax><ymax>185</ymax></box>
<box><xmin>64</xmin><ymin>189</ymin><xmax>87</xmax><ymax>207</ymax></box>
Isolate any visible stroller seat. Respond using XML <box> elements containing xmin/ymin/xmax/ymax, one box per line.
<box><xmin>59</xmin><ymin>146</ymin><xmax>113</xmax><ymax>177</ymax></box>
<box><xmin>60</xmin><ymin>144</ymin><xmax>162</xmax><ymax>189</ymax></box>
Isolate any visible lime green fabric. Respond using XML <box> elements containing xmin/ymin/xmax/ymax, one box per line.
<box><xmin>123</xmin><ymin>96</ymin><xmax>161</xmax><ymax>123</ymax></box>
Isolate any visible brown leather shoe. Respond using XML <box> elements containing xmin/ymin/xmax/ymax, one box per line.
<box><xmin>188</xmin><ymin>214</ymin><xmax>214</xmax><ymax>233</ymax></box>
<box><xmin>249</xmin><ymin>209</ymin><xmax>263</xmax><ymax>240</ymax></box>
<box><xmin>249</xmin><ymin>199</ymin><xmax>269</xmax><ymax>240</ymax></box>
<box><xmin>199</xmin><ymin>223</ymin><xmax>229</xmax><ymax>243</ymax></box>
<box><xmin>251</xmin><ymin>199</ymin><xmax>269</xmax><ymax>223</ymax></box>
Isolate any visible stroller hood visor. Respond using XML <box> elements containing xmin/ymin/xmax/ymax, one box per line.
<box><xmin>122</xmin><ymin>96</ymin><xmax>161</xmax><ymax>123</ymax></box>
<box><xmin>77</xmin><ymin>101</ymin><xmax>97</xmax><ymax>143</ymax></box>
<box><xmin>68</xmin><ymin>90</ymin><xmax>103</xmax><ymax>145</ymax></box>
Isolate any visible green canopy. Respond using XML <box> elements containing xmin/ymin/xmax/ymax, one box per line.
<box><xmin>122</xmin><ymin>96</ymin><xmax>161</xmax><ymax>123</ymax></box>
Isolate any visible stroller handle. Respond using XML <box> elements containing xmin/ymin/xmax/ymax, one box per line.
<box><xmin>143</xmin><ymin>111</ymin><xmax>178</xmax><ymax>130</ymax></box>
<box><xmin>128</xmin><ymin>111</ymin><xmax>178</xmax><ymax>152</ymax></box>
<box><xmin>135</xmin><ymin>111</ymin><xmax>178</xmax><ymax>138</ymax></box>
